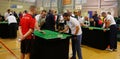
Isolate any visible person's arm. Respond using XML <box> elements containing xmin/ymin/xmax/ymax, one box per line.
<box><xmin>80</xmin><ymin>23</ymin><xmax>86</xmax><ymax>27</ymax></box>
<box><xmin>19</xmin><ymin>25</ymin><xmax>34</xmax><ymax>41</ymax></box>
<box><xmin>74</xmin><ymin>25</ymin><xmax>79</xmax><ymax>35</ymax></box>
<box><xmin>18</xmin><ymin>26</ymin><xmax>23</xmax><ymax>38</ymax></box>
<box><xmin>22</xmin><ymin>28</ymin><xmax>34</xmax><ymax>40</ymax></box>
<box><xmin>60</xmin><ymin>25</ymin><xmax>69</xmax><ymax>33</ymax></box>
<box><xmin>105</xmin><ymin>20</ymin><xmax>110</xmax><ymax>28</ymax></box>
<box><xmin>39</xmin><ymin>18</ymin><xmax>45</xmax><ymax>27</ymax></box>
<box><xmin>35</xmin><ymin>20</ymin><xmax>40</xmax><ymax>31</ymax></box>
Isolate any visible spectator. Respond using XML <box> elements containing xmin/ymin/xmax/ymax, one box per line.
<box><xmin>19</xmin><ymin>5</ymin><xmax>36</xmax><ymax>59</ymax></box>
<box><xmin>6</xmin><ymin>13</ymin><xmax>17</xmax><ymax>38</ymax></box>
<box><xmin>44</xmin><ymin>9</ymin><xmax>55</xmax><ymax>31</ymax></box>
<box><xmin>4</xmin><ymin>9</ymin><xmax>12</xmax><ymax>20</ymax></box>
<box><xmin>92</xmin><ymin>11</ymin><xmax>99</xmax><ymax>27</ymax></box>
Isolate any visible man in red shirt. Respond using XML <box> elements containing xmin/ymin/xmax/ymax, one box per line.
<box><xmin>19</xmin><ymin>5</ymin><xmax>36</xmax><ymax>59</ymax></box>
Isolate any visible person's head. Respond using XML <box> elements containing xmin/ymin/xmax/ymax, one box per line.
<box><xmin>107</xmin><ymin>12</ymin><xmax>111</xmax><ymax>15</ymax></box>
<box><xmin>7</xmin><ymin>9</ymin><xmax>11</xmax><ymax>13</ymax></box>
<box><xmin>48</xmin><ymin>9</ymin><xmax>54</xmax><ymax>14</ymax></box>
<box><xmin>63</xmin><ymin>13</ymin><xmax>70</xmax><ymax>21</ymax></box>
<box><xmin>74</xmin><ymin>10</ymin><xmax>78</xmax><ymax>16</ymax></box>
<box><xmin>41</xmin><ymin>10</ymin><xmax>47</xmax><ymax>18</ymax></box>
<box><xmin>92</xmin><ymin>11</ymin><xmax>97</xmax><ymax>16</ymax></box>
<box><xmin>84</xmin><ymin>16</ymin><xmax>89</xmax><ymax>21</ymax></box>
<box><xmin>29</xmin><ymin>5</ymin><xmax>37</xmax><ymax>15</ymax></box>
<box><xmin>24</xmin><ymin>10</ymin><xmax>28</xmax><ymax>14</ymax></box>
<box><xmin>101</xmin><ymin>12</ymin><xmax>107</xmax><ymax>18</ymax></box>
<box><xmin>53</xmin><ymin>10</ymin><xmax>57</xmax><ymax>15</ymax></box>
<box><xmin>89</xmin><ymin>18</ymin><xmax>94</xmax><ymax>21</ymax></box>
<box><xmin>41</xmin><ymin>10</ymin><xmax>47</xmax><ymax>14</ymax></box>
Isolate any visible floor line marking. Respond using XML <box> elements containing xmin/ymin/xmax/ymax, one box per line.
<box><xmin>0</xmin><ymin>40</ymin><xmax>19</xmax><ymax>59</ymax></box>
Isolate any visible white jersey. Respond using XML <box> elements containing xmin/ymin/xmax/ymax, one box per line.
<box><xmin>35</xmin><ymin>14</ymin><xmax>41</xmax><ymax>22</ymax></box>
<box><xmin>106</xmin><ymin>14</ymin><xmax>116</xmax><ymax>26</ymax></box>
<box><xmin>6</xmin><ymin>15</ymin><xmax>17</xmax><ymax>24</ymax></box>
<box><xmin>78</xmin><ymin>16</ymin><xmax>84</xmax><ymax>23</ymax></box>
<box><xmin>66</xmin><ymin>17</ymin><xmax>82</xmax><ymax>35</ymax></box>
<box><xmin>4</xmin><ymin>12</ymin><xmax>12</xmax><ymax>20</ymax></box>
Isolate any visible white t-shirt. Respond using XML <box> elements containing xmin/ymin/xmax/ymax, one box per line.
<box><xmin>106</xmin><ymin>14</ymin><xmax>116</xmax><ymax>25</ymax></box>
<box><xmin>103</xmin><ymin>14</ymin><xmax>116</xmax><ymax>28</ymax></box>
<box><xmin>6</xmin><ymin>15</ymin><xmax>17</xmax><ymax>24</ymax></box>
<box><xmin>35</xmin><ymin>14</ymin><xmax>40</xmax><ymax>22</ymax></box>
<box><xmin>4</xmin><ymin>12</ymin><xmax>12</xmax><ymax>20</ymax></box>
<box><xmin>66</xmin><ymin>17</ymin><xmax>82</xmax><ymax>35</ymax></box>
<box><xmin>59</xmin><ymin>15</ymin><xmax>65</xmax><ymax>23</ymax></box>
<box><xmin>78</xmin><ymin>16</ymin><xmax>84</xmax><ymax>23</ymax></box>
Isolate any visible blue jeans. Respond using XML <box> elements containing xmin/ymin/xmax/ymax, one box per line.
<box><xmin>72</xmin><ymin>34</ymin><xmax>82</xmax><ymax>59</ymax></box>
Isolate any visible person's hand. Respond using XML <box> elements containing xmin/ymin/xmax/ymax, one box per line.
<box><xmin>39</xmin><ymin>30</ymin><xmax>46</xmax><ymax>34</ymax></box>
<box><xmin>41</xmin><ymin>31</ymin><xmax>46</xmax><ymax>34</ymax></box>
<box><xmin>103</xmin><ymin>29</ymin><xmax>107</xmax><ymax>32</ymax></box>
<box><xmin>18</xmin><ymin>35</ymin><xmax>25</xmax><ymax>42</ymax></box>
<box><xmin>59</xmin><ymin>31</ymin><xmax>63</xmax><ymax>33</ymax></box>
<box><xmin>74</xmin><ymin>35</ymin><xmax>77</xmax><ymax>40</ymax></box>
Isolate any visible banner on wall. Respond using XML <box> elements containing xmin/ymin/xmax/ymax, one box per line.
<box><xmin>10</xmin><ymin>4</ymin><xmax>23</xmax><ymax>9</ymax></box>
<box><xmin>63</xmin><ymin>0</ymin><xmax>71</xmax><ymax>5</ymax></box>
<box><xmin>17</xmin><ymin>5</ymin><xmax>23</xmax><ymax>9</ymax></box>
<box><xmin>10</xmin><ymin>4</ymin><xmax>17</xmax><ymax>8</ymax></box>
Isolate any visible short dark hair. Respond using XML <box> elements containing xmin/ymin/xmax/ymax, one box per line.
<box><xmin>29</xmin><ymin>5</ymin><xmax>36</xmax><ymax>10</ymax></box>
<box><xmin>24</xmin><ymin>10</ymin><xmax>28</xmax><ymax>13</ymax></box>
<box><xmin>42</xmin><ymin>10</ymin><xmax>47</xmax><ymax>13</ymax></box>
<box><xmin>102</xmin><ymin>12</ymin><xmax>106</xmax><ymax>15</ymax></box>
<box><xmin>7</xmin><ymin>9</ymin><xmax>10</xmax><ymax>12</ymax></box>
<box><xmin>107</xmin><ymin>12</ymin><xmax>111</xmax><ymax>15</ymax></box>
<box><xmin>63</xmin><ymin>13</ymin><xmax>70</xmax><ymax>17</ymax></box>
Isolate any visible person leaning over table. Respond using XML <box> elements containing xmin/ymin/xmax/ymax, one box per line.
<box><xmin>101</xmin><ymin>12</ymin><xmax>117</xmax><ymax>51</ymax></box>
<box><xmin>35</xmin><ymin>10</ymin><xmax>47</xmax><ymax>30</ymax></box>
<box><xmin>60</xmin><ymin>13</ymin><xmax>82</xmax><ymax>59</ymax></box>
<box><xmin>18</xmin><ymin>5</ymin><xmax>36</xmax><ymax>59</ymax></box>
<box><xmin>6</xmin><ymin>13</ymin><xmax>17</xmax><ymax>38</ymax></box>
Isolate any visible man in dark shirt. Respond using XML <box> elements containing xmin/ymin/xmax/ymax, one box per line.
<box><xmin>44</xmin><ymin>10</ymin><xmax>55</xmax><ymax>31</ymax></box>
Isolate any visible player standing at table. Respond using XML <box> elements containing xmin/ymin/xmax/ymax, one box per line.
<box><xmin>19</xmin><ymin>5</ymin><xmax>36</xmax><ymax>59</ymax></box>
<box><xmin>60</xmin><ymin>13</ymin><xmax>82</xmax><ymax>59</ymax></box>
<box><xmin>102</xmin><ymin>12</ymin><xmax>117</xmax><ymax>51</ymax></box>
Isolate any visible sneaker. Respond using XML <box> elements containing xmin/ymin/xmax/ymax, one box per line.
<box><xmin>106</xmin><ymin>48</ymin><xmax>113</xmax><ymax>52</ymax></box>
<box><xmin>105</xmin><ymin>48</ymin><xmax>110</xmax><ymax>51</ymax></box>
<box><xmin>109</xmin><ymin>49</ymin><xmax>113</xmax><ymax>52</ymax></box>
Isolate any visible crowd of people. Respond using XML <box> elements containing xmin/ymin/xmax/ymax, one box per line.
<box><xmin>0</xmin><ymin>5</ymin><xmax>118</xmax><ymax>59</ymax></box>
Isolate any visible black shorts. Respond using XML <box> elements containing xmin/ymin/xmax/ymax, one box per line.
<box><xmin>21</xmin><ymin>39</ymin><xmax>32</xmax><ymax>54</ymax></box>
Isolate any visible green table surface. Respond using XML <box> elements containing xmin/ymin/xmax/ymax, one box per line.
<box><xmin>34</xmin><ymin>30</ymin><xmax>71</xmax><ymax>40</ymax></box>
<box><xmin>0</xmin><ymin>21</ymin><xmax>8</xmax><ymax>24</ymax></box>
<box><xmin>82</xmin><ymin>26</ymin><xmax>110</xmax><ymax>30</ymax></box>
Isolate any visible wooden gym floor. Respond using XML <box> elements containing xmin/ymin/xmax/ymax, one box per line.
<box><xmin>0</xmin><ymin>37</ymin><xmax>120</xmax><ymax>59</ymax></box>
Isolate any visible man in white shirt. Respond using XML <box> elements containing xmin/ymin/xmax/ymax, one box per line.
<box><xmin>35</xmin><ymin>10</ymin><xmax>47</xmax><ymax>30</ymax></box>
<box><xmin>102</xmin><ymin>12</ymin><xmax>117</xmax><ymax>51</ymax></box>
<box><xmin>60</xmin><ymin>13</ymin><xmax>82</xmax><ymax>59</ymax></box>
<box><xmin>6</xmin><ymin>14</ymin><xmax>17</xmax><ymax>38</ymax></box>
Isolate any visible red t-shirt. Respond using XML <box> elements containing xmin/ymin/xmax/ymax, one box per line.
<box><xmin>19</xmin><ymin>14</ymin><xmax>36</xmax><ymax>39</ymax></box>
